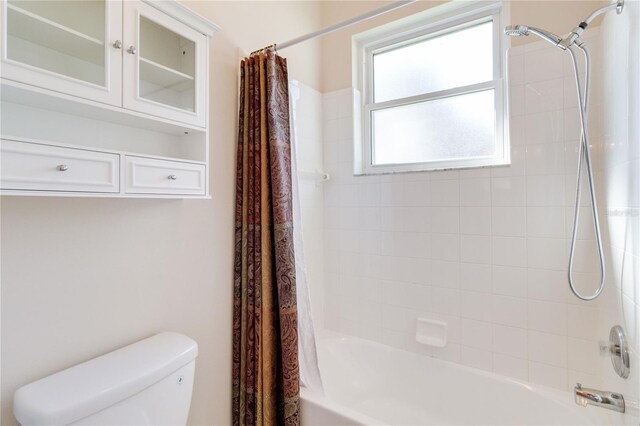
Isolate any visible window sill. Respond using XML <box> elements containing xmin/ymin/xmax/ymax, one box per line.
<box><xmin>355</xmin><ymin>159</ymin><xmax>511</xmax><ymax>176</ymax></box>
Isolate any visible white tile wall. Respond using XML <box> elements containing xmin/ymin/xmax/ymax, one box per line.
<box><xmin>303</xmin><ymin>15</ymin><xmax>639</xmax><ymax>417</ymax></box>
<box><xmin>318</xmin><ymin>30</ymin><xmax>625</xmax><ymax>394</ymax></box>
<box><xmin>597</xmin><ymin>1</ymin><xmax>640</xmax><ymax>420</ymax></box>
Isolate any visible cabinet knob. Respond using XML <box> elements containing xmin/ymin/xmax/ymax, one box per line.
<box><xmin>168</xmin><ymin>174</ymin><xmax>178</xmax><ymax>180</ymax></box>
<box><xmin>127</xmin><ymin>46</ymin><xmax>137</xmax><ymax>55</ymax></box>
<box><xmin>113</xmin><ymin>40</ymin><xmax>123</xmax><ymax>49</ymax></box>
<box><xmin>57</xmin><ymin>164</ymin><xmax>69</xmax><ymax>172</ymax></box>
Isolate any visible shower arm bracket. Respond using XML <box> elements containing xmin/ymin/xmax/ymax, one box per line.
<box><xmin>584</xmin><ymin>0</ymin><xmax>624</xmax><ymax>26</ymax></box>
<box><xmin>560</xmin><ymin>0</ymin><xmax>624</xmax><ymax>49</ymax></box>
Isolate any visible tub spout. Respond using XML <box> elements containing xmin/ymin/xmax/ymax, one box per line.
<box><xmin>574</xmin><ymin>383</ymin><xmax>625</xmax><ymax>413</ymax></box>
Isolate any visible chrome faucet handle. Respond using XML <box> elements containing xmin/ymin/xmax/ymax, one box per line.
<box><xmin>599</xmin><ymin>326</ymin><xmax>630</xmax><ymax>378</ymax></box>
<box><xmin>599</xmin><ymin>340</ymin><xmax>621</xmax><ymax>356</ymax></box>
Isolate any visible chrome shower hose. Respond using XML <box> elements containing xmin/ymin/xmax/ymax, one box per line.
<box><xmin>566</xmin><ymin>44</ymin><xmax>606</xmax><ymax>301</ymax></box>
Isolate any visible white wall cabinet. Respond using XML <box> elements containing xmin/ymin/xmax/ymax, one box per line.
<box><xmin>0</xmin><ymin>0</ymin><xmax>218</xmax><ymax>198</ymax></box>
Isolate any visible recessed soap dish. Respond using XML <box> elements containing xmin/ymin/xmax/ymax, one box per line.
<box><xmin>415</xmin><ymin>318</ymin><xmax>447</xmax><ymax>347</ymax></box>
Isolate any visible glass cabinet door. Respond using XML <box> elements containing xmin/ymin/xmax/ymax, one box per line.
<box><xmin>1</xmin><ymin>0</ymin><xmax>122</xmax><ymax>106</ymax></box>
<box><xmin>123</xmin><ymin>1</ymin><xmax>207</xmax><ymax>127</ymax></box>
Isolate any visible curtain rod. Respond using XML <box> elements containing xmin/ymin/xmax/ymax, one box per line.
<box><xmin>250</xmin><ymin>0</ymin><xmax>418</xmax><ymax>55</ymax></box>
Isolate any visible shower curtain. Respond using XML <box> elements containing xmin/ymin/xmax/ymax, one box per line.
<box><xmin>232</xmin><ymin>49</ymin><xmax>301</xmax><ymax>426</ymax></box>
<box><xmin>289</xmin><ymin>82</ymin><xmax>324</xmax><ymax>394</ymax></box>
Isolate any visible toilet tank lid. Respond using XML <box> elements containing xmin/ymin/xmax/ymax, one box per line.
<box><xmin>13</xmin><ymin>332</ymin><xmax>198</xmax><ymax>425</ymax></box>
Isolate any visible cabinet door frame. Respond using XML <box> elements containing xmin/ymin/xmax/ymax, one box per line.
<box><xmin>123</xmin><ymin>0</ymin><xmax>207</xmax><ymax>128</ymax></box>
<box><xmin>0</xmin><ymin>0</ymin><xmax>123</xmax><ymax>106</ymax></box>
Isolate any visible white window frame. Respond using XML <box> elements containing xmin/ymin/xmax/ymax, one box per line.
<box><xmin>354</xmin><ymin>2</ymin><xmax>510</xmax><ymax>175</ymax></box>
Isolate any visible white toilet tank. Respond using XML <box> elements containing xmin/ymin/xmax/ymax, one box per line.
<box><xmin>14</xmin><ymin>332</ymin><xmax>198</xmax><ymax>425</ymax></box>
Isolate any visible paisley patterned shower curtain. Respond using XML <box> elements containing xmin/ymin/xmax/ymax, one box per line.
<box><xmin>232</xmin><ymin>50</ymin><xmax>300</xmax><ymax>426</ymax></box>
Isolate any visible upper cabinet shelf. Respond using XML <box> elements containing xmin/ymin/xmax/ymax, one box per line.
<box><xmin>0</xmin><ymin>0</ymin><xmax>219</xmax><ymax>198</ymax></box>
<box><xmin>140</xmin><ymin>57</ymin><xmax>195</xmax><ymax>88</ymax></box>
<box><xmin>139</xmin><ymin>57</ymin><xmax>196</xmax><ymax>111</ymax></box>
<box><xmin>7</xmin><ymin>3</ymin><xmax>105</xmax><ymax>65</ymax></box>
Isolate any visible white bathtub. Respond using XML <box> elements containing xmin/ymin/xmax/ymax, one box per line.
<box><xmin>300</xmin><ymin>334</ymin><xmax>630</xmax><ymax>425</ymax></box>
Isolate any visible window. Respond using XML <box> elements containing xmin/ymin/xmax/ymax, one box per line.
<box><xmin>355</xmin><ymin>3</ymin><xmax>509</xmax><ymax>174</ymax></box>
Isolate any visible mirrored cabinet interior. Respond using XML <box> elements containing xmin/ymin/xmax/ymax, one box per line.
<box><xmin>0</xmin><ymin>0</ymin><xmax>218</xmax><ymax>198</ymax></box>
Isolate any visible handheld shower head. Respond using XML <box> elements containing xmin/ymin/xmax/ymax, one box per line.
<box><xmin>504</xmin><ymin>25</ymin><xmax>564</xmax><ymax>49</ymax></box>
<box><xmin>504</xmin><ymin>25</ymin><xmax>529</xmax><ymax>37</ymax></box>
<box><xmin>506</xmin><ymin>1</ymin><xmax>624</xmax><ymax>51</ymax></box>
<box><xmin>504</xmin><ymin>0</ymin><xmax>625</xmax><ymax>303</ymax></box>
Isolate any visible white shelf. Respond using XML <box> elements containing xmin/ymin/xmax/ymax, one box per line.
<box><xmin>7</xmin><ymin>3</ymin><xmax>105</xmax><ymax>65</ymax></box>
<box><xmin>139</xmin><ymin>57</ymin><xmax>194</xmax><ymax>92</ymax></box>
<box><xmin>1</xmin><ymin>79</ymin><xmax>205</xmax><ymax>135</ymax></box>
<box><xmin>1</xmin><ymin>135</ymin><xmax>206</xmax><ymax>165</ymax></box>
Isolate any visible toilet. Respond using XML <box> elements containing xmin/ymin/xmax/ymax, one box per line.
<box><xmin>13</xmin><ymin>332</ymin><xmax>198</xmax><ymax>425</ymax></box>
